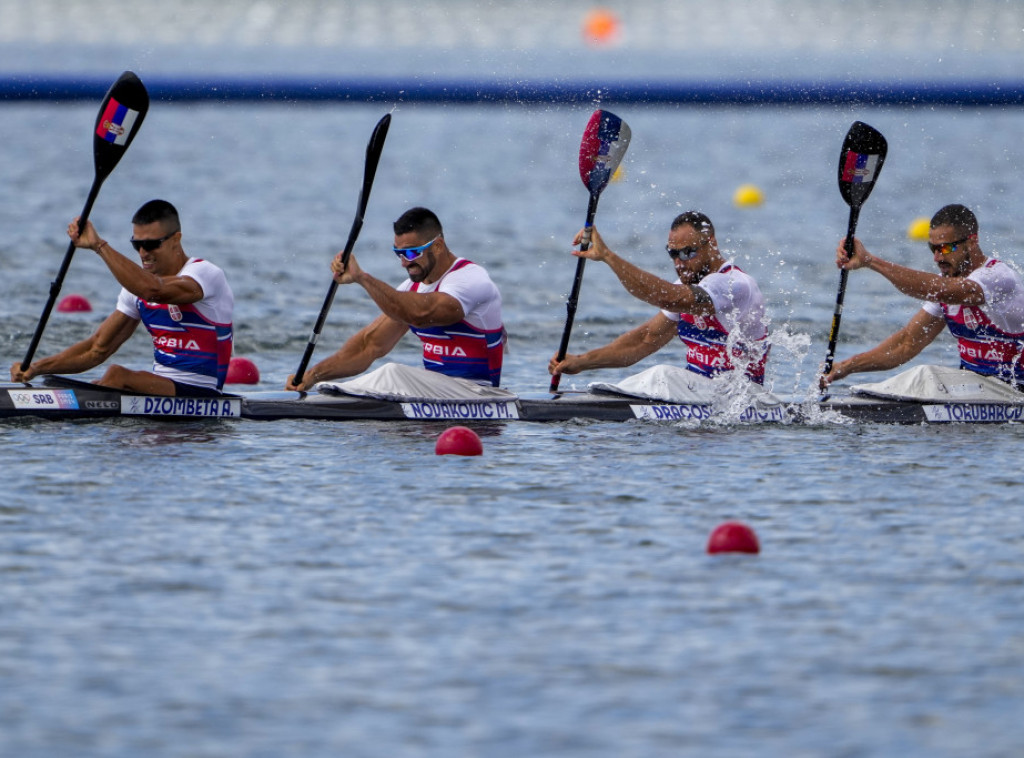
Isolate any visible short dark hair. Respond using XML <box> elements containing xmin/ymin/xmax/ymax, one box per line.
<box><xmin>670</xmin><ymin>211</ymin><xmax>715</xmax><ymax>239</ymax></box>
<box><xmin>930</xmin><ymin>204</ymin><xmax>978</xmax><ymax>238</ymax></box>
<box><xmin>394</xmin><ymin>207</ymin><xmax>442</xmax><ymax>238</ymax></box>
<box><xmin>132</xmin><ymin>199</ymin><xmax>180</xmax><ymax>231</ymax></box>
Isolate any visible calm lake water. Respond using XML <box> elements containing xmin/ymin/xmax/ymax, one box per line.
<box><xmin>4</xmin><ymin>6</ymin><xmax>1024</xmax><ymax>755</ymax></box>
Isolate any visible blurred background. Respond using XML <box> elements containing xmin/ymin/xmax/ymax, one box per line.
<box><xmin>2</xmin><ymin>0</ymin><xmax>1023</xmax><ymax>86</ymax></box>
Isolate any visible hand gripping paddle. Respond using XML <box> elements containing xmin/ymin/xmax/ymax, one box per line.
<box><xmin>292</xmin><ymin>113</ymin><xmax>392</xmax><ymax>388</ymax></box>
<box><xmin>21</xmin><ymin>71</ymin><xmax>149</xmax><ymax>372</ymax></box>
<box><xmin>822</xmin><ymin>120</ymin><xmax>888</xmax><ymax>377</ymax></box>
<box><xmin>550</xmin><ymin>109</ymin><xmax>631</xmax><ymax>393</ymax></box>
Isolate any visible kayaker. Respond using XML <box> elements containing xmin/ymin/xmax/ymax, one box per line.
<box><xmin>821</xmin><ymin>204</ymin><xmax>1024</xmax><ymax>388</ymax></box>
<box><xmin>548</xmin><ymin>211</ymin><xmax>770</xmax><ymax>384</ymax></box>
<box><xmin>286</xmin><ymin>207</ymin><xmax>505</xmax><ymax>390</ymax></box>
<box><xmin>10</xmin><ymin>199</ymin><xmax>234</xmax><ymax>396</ymax></box>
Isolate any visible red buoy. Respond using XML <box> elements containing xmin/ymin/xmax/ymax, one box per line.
<box><xmin>707</xmin><ymin>521</ymin><xmax>760</xmax><ymax>554</ymax></box>
<box><xmin>57</xmin><ymin>294</ymin><xmax>92</xmax><ymax>312</ymax></box>
<box><xmin>435</xmin><ymin>426</ymin><xmax>483</xmax><ymax>456</ymax></box>
<box><xmin>225</xmin><ymin>356</ymin><xmax>260</xmax><ymax>384</ymax></box>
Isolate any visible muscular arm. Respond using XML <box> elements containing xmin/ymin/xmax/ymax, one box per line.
<box><xmin>355</xmin><ymin>270</ymin><xmax>465</xmax><ymax>328</ymax></box>
<box><xmin>823</xmin><ymin>309</ymin><xmax>946</xmax><ymax>385</ymax></box>
<box><xmin>286</xmin><ymin>314</ymin><xmax>408</xmax><ymax>391</ymax></box>
<box><xmin>573</xmin><ymin>227</ymin><xmax>716</xmax><ymax>316</ymax></box>
<box><xmin>865</xmin><ymin>256</ymin><xmax>984</xmax><ymax>305</ymax></box>
<box><xmin>601</xmin><ymin>251</ymin><xmax>717</xmax><ymax>316</ymax></box>
<box><xmin>839</xmin><ymin>237</ymin><xmax>985</xmax><ymax>306</ymax></box>
<box><xmin>332</xmin><ymin>253</ymin><xmax>466</xmax><ymax>328</ymax></box>
<box><xmin>549</xmin><ymin>312</ymin><xmax>678</xmax><ymax>375</ymax></box>
<box><xmin>72</xmin><ymin>220</ymin><xmax>205</xmax><ymax>305</ymax></box>
<box><xmin>11</xmin><ymin>311</ymin><xmax>139</xmax><ymax>382</ymax></box>
<box><xmin>94</xmin><ymin>242</ymin><xmax>205</xmax><ymax>305</ymax></box>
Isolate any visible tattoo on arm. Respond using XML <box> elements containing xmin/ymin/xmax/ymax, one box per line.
<box><xmin>692</xmin><ymin>285</ymin><xmax>713</xmax><ymax>311</ymax></box>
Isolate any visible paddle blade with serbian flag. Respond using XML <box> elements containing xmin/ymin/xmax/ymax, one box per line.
<box><xmin>837</xmin><ymin>121</ymin><xmax>887</xmax><ymax>211</ymax></box>
<box><xmin>579</xmin><ymin>109</ymin><xmax>632</xmax><ymax>197</ymax></box>
<box><xmin>549</xmin><ymin>109</ymin><xmax>632</xmax><ymax>392</ymax></box>
<box><xmin>92</xmin><ymin>71</ymin><xmax>149</xmax><ymax>178</ymax></box>
<box><xmin>821</xmin><ymin>120</ymin><xmax>889</xmax><ymax>378</ymax></box>
<box><xmin>20</xmin><ymin>71</ymin><xmax>150</xmax><ymax>372</ymax></box>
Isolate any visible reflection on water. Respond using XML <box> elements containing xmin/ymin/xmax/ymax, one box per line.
<box><xmin>117</xmin><ymin>421</ymin><xmax>235</xmax><ymax>448</ymax></box>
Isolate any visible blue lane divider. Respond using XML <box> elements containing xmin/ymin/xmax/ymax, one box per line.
<box><xmin>2</xmin><ymin>75</ymin><xmax>1023</xmax><ymax>105</ymax></box>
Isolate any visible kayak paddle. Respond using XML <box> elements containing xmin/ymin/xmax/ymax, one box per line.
<box><xmin>550</xmin><ymin>108</ymin><xmax>631</xmax><ymax>393</ymax></box>
<box><xmin>822</xmin><ymin>120</ymin><xmax>888</xmax><ymax>377</ymax></box>
<box><xmin>292</xmin><ymin>113</ymin><xmax>392</xmax><ymax>387</ymax></box>
<box><xmin>21</xmin><ymin>70</ymin><xmax>149</xmax><ymax>372</ymax></box>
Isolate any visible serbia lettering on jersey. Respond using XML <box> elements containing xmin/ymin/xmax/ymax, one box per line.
<box><xmin>674</xmin><ymin>265</ymin><xmax>768</xmax><ymax>384</ymax></box>
<box><xmin>114</xmin><ymin>257</ymin><xmax>234</xmax><ymax>390</ymax></box>
<box><xmin>940</xmin><ymin>269</ymin><xmax>1024</xmax><ymax>384</ymax></box>
<box><xmin>922</xmin><ymin>259</ymin><xmax>1024</xmax><ymax>384</ymax></box>
<box><xmin>677</xmin><ymin>313</ymin><xmax>768</xmax><ymax>384</ymax></box>
<box><xmin>408</xmin><ymin>259</ymin><xmax>504</xmax><ymax>386</ymax></box>
<box><xmin>136</xmin><ymin>301</ymin><xmax>233</xmax><ymax>389</ymax></box>
<box><xmin>407</xmin><ymin>322</ymin><xmax>504</xmax><ymax>386</ymax></box>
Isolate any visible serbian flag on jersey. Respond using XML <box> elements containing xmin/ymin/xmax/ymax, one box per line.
<box><xmin>841</xmin><ymin>151</ymin><xmax>880</xmax><ymax>184</ymax></box>
<box><xmin>96</xmin><ymin>97</ymin><xmax>140</xmax><ymax>146</ymax></box>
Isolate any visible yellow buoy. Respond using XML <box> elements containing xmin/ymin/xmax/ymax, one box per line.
<box><xmin>733</xmin><ymin>183</ymin><xmax>764</xmax><ymax>208</ymax></box>
<box><xmin>907</xmin><ymin>216</ymin><xmax>930</xmax><ymax>241</ymax></box>
<box><xmin>582</xmin><ymin>8</ymin><xmax>620</xmax><ymax>46</ymax></box>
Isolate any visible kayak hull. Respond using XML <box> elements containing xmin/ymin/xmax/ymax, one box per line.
<box><xmin>2</xmin><ymin>375</ymin><xmax>1022</xmax><ymax>425</ymax></box>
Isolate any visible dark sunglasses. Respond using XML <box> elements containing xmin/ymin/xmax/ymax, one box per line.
<box><xmin>666</xmin><ymin>244</ymin><xmax>701</xmax><ymax>261</ymax></box>
<box><xmin>393</xmin><ymin>235</ymin><xmax>440</xmax><ymax>261</ymax></box>
<box><xmin>928</xmin><ymin>236</ymin><xmax>971</xmax><ymax>256</ymax></box>
<box><xmin>130</xmin><ymin>231</ymin><xmax>177</xmax><ymax>252</ymax></box>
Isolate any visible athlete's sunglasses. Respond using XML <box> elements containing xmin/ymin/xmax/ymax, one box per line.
<box><xmin>928</xmin><ymin>236</ymin><xmax>972</xmax><ymax>256</ymax></box>
<box><xmin>666</xmin><ymin>244</ymin><xmax>700</xmax><ymax>261</ymax></box>
<box><xmin>393</xmin><ymin>235</ymin><xmax>440</xmax><ymax>261</ymax></box>
<box><xmin>130</xmin><ymin>231</ymin><xmax>177</xmax><ymax>252</ymax></box>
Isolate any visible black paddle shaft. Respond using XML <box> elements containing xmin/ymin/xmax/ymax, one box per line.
<box><xmin>20</xmin><ymin>187</ymin><xmax>102</xmax><ymax>373</ymax></box>
<box><xmin>549</xmin><ymin>193</ymin><xmax>600</xmax><ymax>393</ymax></box>
<box><xmin>556</xmin><ymin>194</ymin><xmax>600</xmax><ymax>349</ymax></box>
<box><xmin>293</xmin><ymin>113</ymin><xmax>392</xmax><ymax>387</ymax></box>
<box><xmin>823</xmin><ymin>207</ymin><xmax>861</xmax><ymax>375</ymax></box>
<box><xmin>21</xmin><ymin>71</ymin><xmax>149</xmax><ymax>373</ymax></box>
<box><xmin>822</xmin><ymin>121</ymin><xmax>888</xmax><ymax>377</ymax></box>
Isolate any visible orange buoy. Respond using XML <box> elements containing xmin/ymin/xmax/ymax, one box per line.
<box><xmin>435</xmin><ymin>426</ymin><xmax>483</xmax><ymax>456</ymax></box>
<box><xmin>225</xmin><ymin>356</ymin><xmax>260</xmax><ymax>384</ymax></box>
<box><xmin>582</xmin><ymin>8</ymin><xmax>620</xmax><ymax>46</ymax></box>
<box><xmin>707</xmin><ymin>521</ymin><xmax>760</xmax><ymax>554</ymax></box>
<box><xmin>57</xmin><ymin>294</ymin><xmax>92</xmax><ymax>312</ymax></box>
